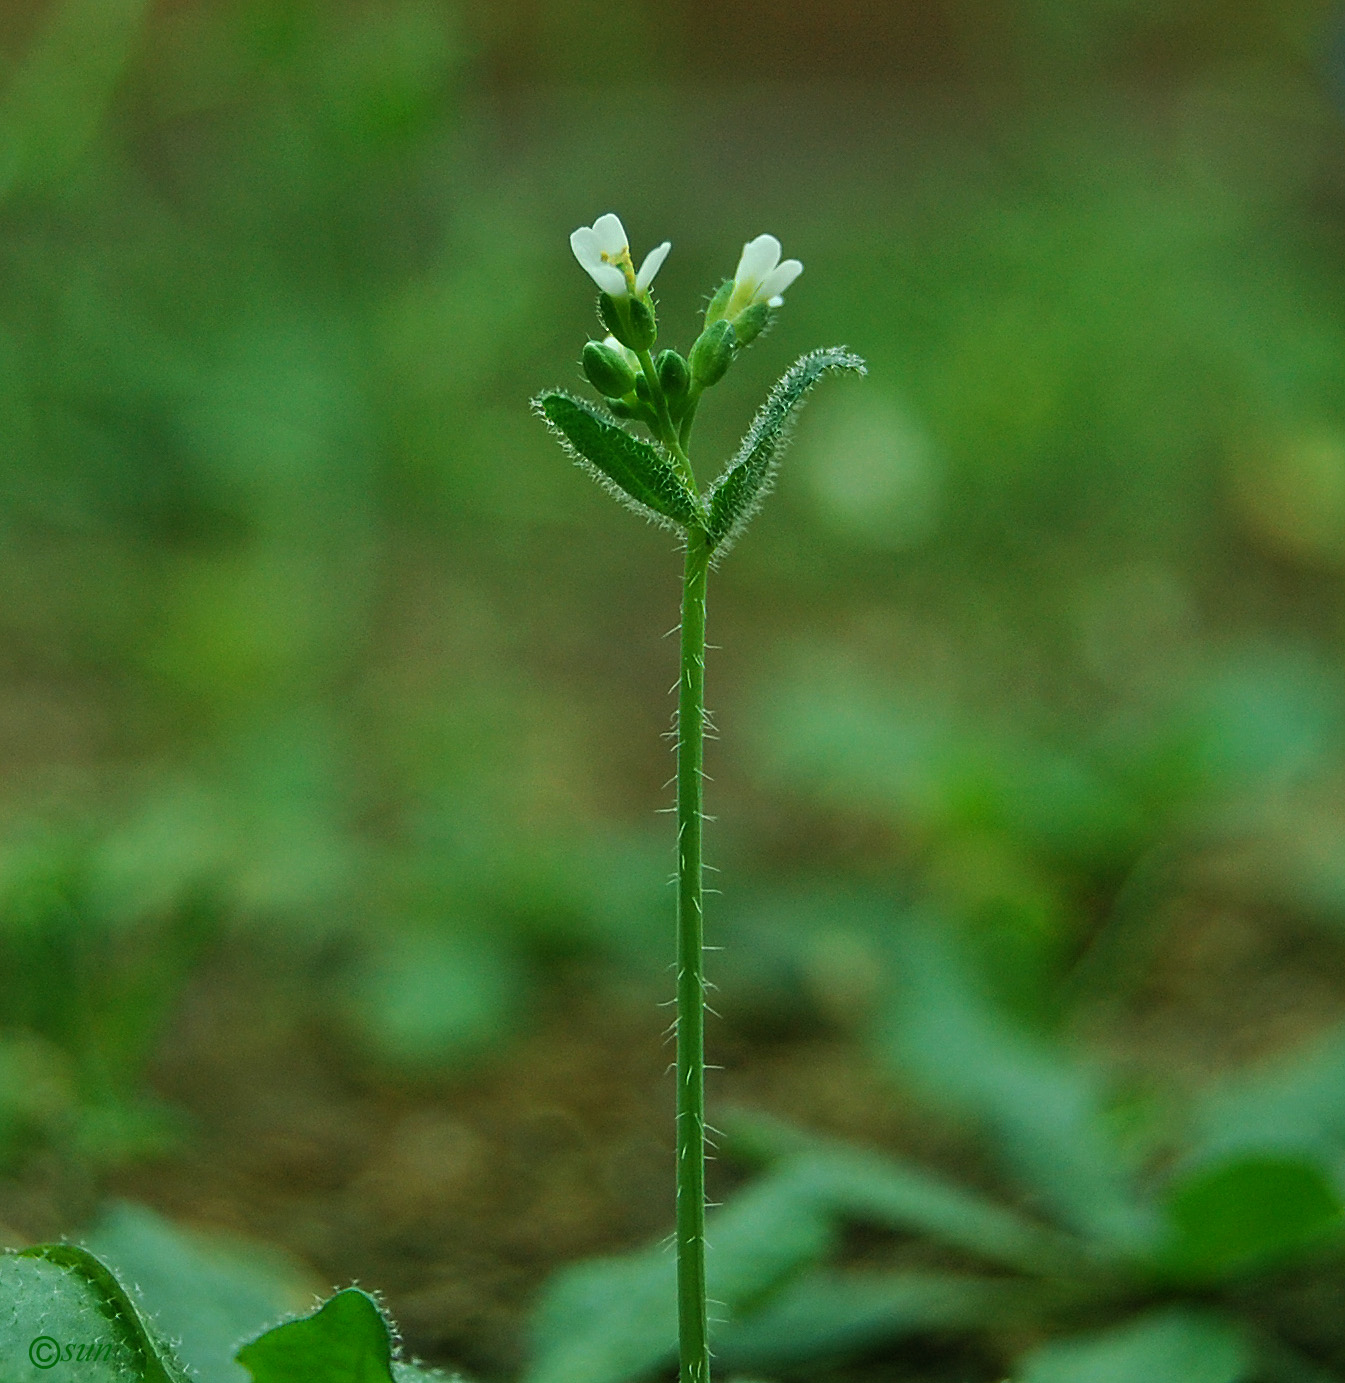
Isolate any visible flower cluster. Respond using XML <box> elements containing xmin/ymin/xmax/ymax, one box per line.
<box><xmin>567</xmin><ymin>213</ymin><xmax>804</xmax><ymax>444</ymax></box>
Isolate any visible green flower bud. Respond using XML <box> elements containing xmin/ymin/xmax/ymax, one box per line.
<box><xmin>732</xmin><ymin>302</ymin><xmax>771</xmax><ymax>346</ymax></box>
<box><xmin>689</xmin><ymin>319</ymin><xmax>735</xmax><ymax>388</ymax></box>
<box><xmin>607</xmin><ymin>398</ymin><xmax>640</xmax><ymax>419</ymax></box>
<box><xmin>582</xmin><ymin>340</ymin><xmax>638</xmax><ymax>399</ymax></box>
<box><xmin>656</xmin><ymin>349</ymin><xmax>691</xmax><ymax>417</ymax></box>
<box><xmin>598</xmin><ymin>293</ymin><xmax>631</xmax><ymax>347</ymax></box>
<box><xmin>704</xmin><ymin>279</ymin><xmax>733</xmax><ymax>327</ymax></box>
<box><xmin>635</xmin><ymin>370</ymin><xmax>652</xmax><ymax>403</ymax></box>
<box><xmin>626</xmin><ymin>293</ymin><xmax>657</xmax><ymax>350</ymax></box>
<box><xmin>598</xmin><ymin>291</ymin><xmax>658</xmax><ymax>352</ymax></box>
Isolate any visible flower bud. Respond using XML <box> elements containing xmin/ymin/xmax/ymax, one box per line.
<box><xmin>656</xmin><ymin>349</ymin><xmax>691</xmax><ymax>416</ymax></box>
<box><xmin>689</xmin><ymin>319</ymin><xmax>735</xmax><ymax>388</ymax></box>
<box><xmin>732</xmin><ymin>302</ymin><xmax>771</xmax><ymax>346</ymax></box>
<box><xmin>599</xmin><ymin>291</ymin><xmax>658</xmax><ymax>352</ymax></box>
<box><xmin>704</xmin><ymin>279</ymin><xmax>733</xmax><ymax>327</ymax></box>
<box><xmin>626</xmin><ymin>293</ymin><xmax>657</xmax><ymax>350</ymax></box>
<box><xmin>634</xmin><ymin>370</ymin><xmax>652</xmax><ymax>403</ymax></box>
<box><xmin>582</xmin><ymin>340</ymin><xmax>638</xmax><ymax>399</ymax></box>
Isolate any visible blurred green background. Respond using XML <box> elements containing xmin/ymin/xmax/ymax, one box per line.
<box><xmin>5</xmin><ymin>0</ymin><xmax>1345</xmax><ymax>1376</ymax></box>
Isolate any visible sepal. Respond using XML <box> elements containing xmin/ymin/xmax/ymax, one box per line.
<box><xmin>732</xmin><ymin>302</ymin><xmax>771</xmax><ymax>346</ymax></box>
<box><xmin>598</xmin><ymin>292</ymin><xmax>658</xmax><ymax>351</ymax></box>
<box><xmin>704</xmin><ymin>278</ymin><xmax>733</xmax><ymax>327</ymax></box>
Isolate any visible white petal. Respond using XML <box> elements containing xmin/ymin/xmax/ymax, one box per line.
<box><xmin>634</xmin><ymin>240</ymin><xmax>671</xmax><ymax>293</ymax></box>
<box><xmin>758</xmin><ymin>258</ymin><xmax>803</xmax><ymax>301</ymax></box>
<box><xmin>588</xmin><ymin>261</ymin><xmax>628</xmax><ymax>295</ymax></box>
<box><xmin>570</xmin><ymin>225</ymin><xmax>603</xmax><ymax>270</ymax></box>
<box><xmin>591</xmin><ymin>213</ymin><xmax>628</xmax><ymax>257</ymax></box>
<box><xmin>734</xmin><ymin>233</ymin><xmax>781</xmax><ymax>289</ymax></box>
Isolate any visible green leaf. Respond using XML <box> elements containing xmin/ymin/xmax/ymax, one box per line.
<box><xmin>879</xmin><ymin>920</ymin><xmax>1157</xmax><ymax>1255</ymax></box>
<box><xmin>235</xmin><ymin>1289</ymin><xmax>408</xmax><ymax>1383</ymax></box>
<box><xmin>1192</xmin><ymin>1022</ymin><xmax>1345</xmax><ymax>1162</ymax></box>
<box><xmin>533</xmin><ymin>391</ymin><xmax>701</xmax><ymax>529</ymax></box>
<box><xmin>0</xmin><ymin>0</ymin><xmax>152</xmax><ymax>197</ymax></box>
<box><xmin>344</xmin><ymin>928</ymin><xmax>525</xmax><ymax>1069</ymax></box>
<box><xmin>1015</xmin><ymin>1308</ymin><xmax>1249</xmax><ymax>1383</ymax></box>
<box><xmin>84</xmin><ymin>1201</ymin><xmax>317</xmax><ymax>1383</ymax></box>
<box><xmin>1162</xmin><ymin>1156</ymin><xmax>1344</xmax><ymax>1279</ymax></box>
<box><xmin>716</xmin><ymin>1269</ymin><xmax>1035</xmax><ymax>1371</ymax></box>
<box><xmin>705</xmin><ymin>347</ymin><xmax>866</xmax><ymax>553</ymax></box>
<box><xmin>720</xmin><ymin>1108</ymin><xmax>1084</xmax><ymax>1276</ymax></box>
<box><xmin>1</xmin><ymin>1242</ymin><xmax>192</xmax><ymax>1383</ymax></box>
<box><xmin>523</xmin><ymin>1163</ymin><xmax>835</xmax><ymax>1383</ymax></box>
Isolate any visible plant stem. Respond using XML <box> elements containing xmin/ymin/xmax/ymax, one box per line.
<box><xmin>678</xmin><ymin>388</ymin><xmax>701</xmax><ymax>451</ymax></box>
<box><xmin>676</xmin><ymin>524</ymin><xmax>712</xmax><ymax>1383</ymax></box>
<box><xmin>636</xmin><ymin>347</ymin><xmax>698</xmax><ymax>492</ymax></box>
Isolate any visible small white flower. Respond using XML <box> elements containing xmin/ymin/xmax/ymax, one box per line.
<box><xmin>727</xmin><ymin>233</ymin><xmax>803</xmax><ymax>316</ymax></box>
<box><xmin>570</xmin><ymin>213</ymin><xmax>671</xmax><ymax>299</ymax></box>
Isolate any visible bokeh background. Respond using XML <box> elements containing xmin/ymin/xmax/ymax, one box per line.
<box><xmin>5</xmin><ymin>0</ymin><xmax>1345</xmax><ymax>1377</ymax></box>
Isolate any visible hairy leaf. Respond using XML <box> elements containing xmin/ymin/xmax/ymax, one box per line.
<box><xmin>706</xmin><ymin>347</ymin><xmax>866</xmax><ymax>553</ymax></box>
<box><xmin>236</xmin><ymin>1288</ymin><xmax>448</xmax><ymax>1383</ymax></box>
<box><xmin>84</xmin><ymin>1201</ymin><xmax>317</xmax><ymax>1383</ymax></box>
<box><xmin>1015</xmin><ymin>1308</ymin><xmax>1249</xmax><ymax>1383</ymax></box>
<box><xmin>1</xmin><ymin>1242</ymin><xmax>192</xmax><ymax>1383</ymax></box>
<box><xmin>533</xmin><ymin>391</ymin><xmax>701</xmax><ymax>530</ymax></box>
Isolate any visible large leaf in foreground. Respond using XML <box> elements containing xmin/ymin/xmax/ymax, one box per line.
<box><xmin>534</xmin><ymin>391</ymin><xmax>701</xmax><ymax>529</ymax></box>
<box><xmin>1015</xmin><ymin>1308</ymin><xmax>1249</xmax><ymax>1383</ymax></box>
<box><xmin>706</xmin><ymin>347</ymin><xmax>866</xmax><ymax>553</ymax></box>
<box><xmin>235</xmin><ymin>1287</ymin><xmax>447</xmax><ymax>1383</ymax></box>
<box><xmin>85</xmin><ymin>1201</ymin><xmax>317</xmax><ymax>1383</ymax></box>
<box><xmin>1</xmin><ymin>1242</ymin><xmax>191</xmax><ymax>1383</ymax></box>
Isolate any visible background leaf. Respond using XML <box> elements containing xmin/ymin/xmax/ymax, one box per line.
<box><xmin>715</xmin><ymin>1269</ymin><xmax>1037</xmax><ymax>1371</ymax></box>
<box><xmin>1192</xmin><ymin>1025</ymin><xmax>1345</xmax><ymax>1165</ymax></box>
<box><xmin>523</xmin><ymin>1163</ymin><xmax>835</xmax><ymax>1383</ymax></box>
<box><xmin>1015</xmin><ymin>1308</ymin><xmax>1249</xmax><ymax>1383</ymax></box>
<box><xmin>720</xmin><ymin>1108</ymin><xmax>1084</xmax><ymax>1275</ymax></box>
<box><xmin>878</xmin><ymin>920</ymin><xmax>1157</xmax><ymax>1253</ymax></box>
<box><xmin>1161</xmin><ymin>1156</ymin><xmax>1344</xmax><ymax>1279</ymax></box>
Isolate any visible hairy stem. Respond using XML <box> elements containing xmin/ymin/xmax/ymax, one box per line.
<box><xmin>676</xmin><ymin>524</ymin><xmax>711</xmax><ymax>1383</ymax></box>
